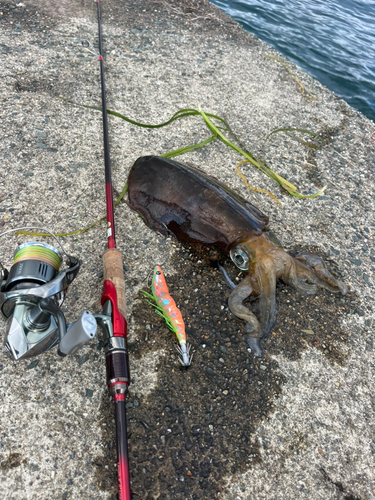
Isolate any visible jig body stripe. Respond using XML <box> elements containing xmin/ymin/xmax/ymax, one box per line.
<box><xmin>142</xmin><ymin>265</ymin><xmax>187</xmax><ymax>345</ymax></box>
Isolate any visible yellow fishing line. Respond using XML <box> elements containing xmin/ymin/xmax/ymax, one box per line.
<box><xmin>264</xmin><ymin>55</ymin><xmax>317</xmax><ymax>100</ymax></box>
<box><xmin>16</xmin><ymin>183</ymin><xmax>128</xmax><ymax>238</ymax></box>
<box><xmin>235</xmin><ymin>161</ymin><xmax>281</xmax><ymax>206</ymax></box>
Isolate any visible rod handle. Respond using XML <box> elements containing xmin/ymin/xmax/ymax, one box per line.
<box><xmin>103</xmin><ymin>248</ymin><xmax>126</xmax><ymax>318</ymax></box>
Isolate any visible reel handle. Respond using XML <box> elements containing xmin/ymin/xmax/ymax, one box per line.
<box><xmin>58</xmin><ymin>311</ymin><xmax>97</xmax><ymax>356</ymax></box>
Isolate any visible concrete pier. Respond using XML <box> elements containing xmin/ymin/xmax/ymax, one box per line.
<box><xmin>0</xmin><ymin>1</ymin><xmax>374</xmax><ymax>499</ymax></box>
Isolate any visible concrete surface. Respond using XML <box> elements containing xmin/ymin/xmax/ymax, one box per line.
<box><xmin>0</xmin><ymin>0</ymin><xmax>374</xmax><ymax>499</ymax></box>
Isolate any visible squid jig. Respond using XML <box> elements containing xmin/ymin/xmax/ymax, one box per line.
<box><xmin>141</xmin><ymin>265</ymin><xmax>193</xmax><ymax>367</ymax></box>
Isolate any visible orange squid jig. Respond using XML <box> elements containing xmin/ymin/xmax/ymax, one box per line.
<box><xmin>141</xmin><ymin>265</ymin><xmax>192</xmax><ymax>367</ymax></box>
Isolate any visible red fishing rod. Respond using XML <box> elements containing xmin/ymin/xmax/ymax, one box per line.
<box><xmin>94</xmin><ymin>1</ymin><xmax>132</xmax><ymax>498</ymax></box>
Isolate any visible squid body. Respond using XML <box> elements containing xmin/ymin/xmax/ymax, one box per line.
<box><xmin>128</xmin><ymin>156</ymin><xmax>347</xmax><ymax>357</ymax></box>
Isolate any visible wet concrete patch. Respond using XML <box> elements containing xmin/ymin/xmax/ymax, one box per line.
<box><xmin>94</xmin><ymin>241</ymin><xmax>352</xmax><ymax>499</ymax></box>
<box><xmin>320</xmin><ymin>468</ymin><xmax>363</xmax><ymax>500</ymax></box>
<box><xmin>267</xmin><ymin>244</ymin><xmax>357</xmax><ymax>365</ymax></box>
<box><xmin>0</xmin><ymin>452</ymin><xmax>27</xmax><ymax>470</ymax></box>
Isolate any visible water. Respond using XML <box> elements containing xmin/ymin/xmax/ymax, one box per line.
<box><xmin>210</xmin><ymin>0</ymin><xmax>375</xmax><ymax>122</ymax></box>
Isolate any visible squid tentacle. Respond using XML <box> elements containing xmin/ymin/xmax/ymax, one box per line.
<box><xmin>217</xmin><ymin>262</ymin><xmax>236</xmax><ymax>290</ymax></box>
<box><xmin>228</xmin><ymin>275</ymin><xmax>260</xmax><ymax>334</ymax></box>
<box><xmin>283</xmin><ymin>253</ymin><xmax>347</xmax><ymax>295</ymax></box>
<box><xmin>228</xmin><ymin>275</ymin><xmax>264</xmax><ymax>357</ymax></box>
<box><xmin>252</xmin><ymin>260</ymin><xmax>278</xmax><ymax>339</ymax></box>
<box><xmin>295</xmin><ymin>252</ymin><xmax>348</xmax><ymax>295</ymax></box>
<box><xmin>283</xmin><ymin>256</ymin><xmax>319</xmax><ymax>295</ymax></box>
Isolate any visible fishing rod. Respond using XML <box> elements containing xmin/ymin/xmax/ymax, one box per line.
<box><xmin>0</xmin><ymin>3</ymin><xmax>130</xmax><ymax>497</ymax></box>
<box><xmin>94</xmin><ymin>1</ymin><xmax>132</xmax><ymax>499</ymax></box>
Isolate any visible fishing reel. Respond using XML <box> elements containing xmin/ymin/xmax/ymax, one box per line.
<box><xmin>0</xmin><ymin>231</ymin><xmax>97</xmax><ymax>360</ymax></box>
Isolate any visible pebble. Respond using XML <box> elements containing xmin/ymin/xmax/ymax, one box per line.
<box><xmin>27</xmin><ymin>360</ymin><xmax>39</xmax><ymax>369</ymax></box>
<box><xmin>223</xmin><ymin>390</ymin><xmax>228</xmax><ymax>395</ymax></box>
<box><xmin>204</xmin><ymin>367</ymin><xmax>216</xmax><ymax>377</ymax></box>
<box><xmin>85</xmin><ymin>389</ymin><xmax>93</xmax><ymax>398</ymax></box>
<box><xmin>219</xmin><ymin>345</ymin><xmax>227</xmax><ymax>354</ymax></box>
<box><xmin>348</xmin><ymin>259</ymin><xmax>361</xmax><ymax>266</ymax></box>
<box><xmin>78</xmin><ymin>353</ymin><xmax>89</xmax><ymax>365</ymax></box>
<box><xmin>363</xmin><ymin>274</ymin><xmax>372</xmax><ymax>286</ymax></box>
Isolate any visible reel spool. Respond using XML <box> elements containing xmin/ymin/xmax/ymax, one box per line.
<box><xmin>0</xmin><ymin>231</ymin><xmax>97</xmax><ymax>360</ymax></box>
<box><xmin>5</xmin><ymin>242</ymin><xmax>61</xmax><ymax>291</ymax></box>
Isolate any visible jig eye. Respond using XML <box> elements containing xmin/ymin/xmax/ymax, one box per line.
<box><xmin>156</xmin><ymin>271</ymin><xmax>161</xmax><ymax>275</ymax></box>
<box><xmin>229</xmin><ymin>246</ymin><xmax>251</xmax><ymax>271</ymax></box>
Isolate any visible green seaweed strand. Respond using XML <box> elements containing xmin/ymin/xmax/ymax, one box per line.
<box><xmin>24</xmin><ymin>102</ymin><xmax>328</xmax><ymax>239</ymax></box>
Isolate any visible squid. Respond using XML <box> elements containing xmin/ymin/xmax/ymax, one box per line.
<box><xmin>127</xmin><ymin>156</ymin><xmax>347</xmax><ymax>357</ymax></box>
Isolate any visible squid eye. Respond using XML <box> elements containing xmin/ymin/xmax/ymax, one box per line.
<box><xmin>229</xmin><ymin>246</ymin><xmax>251</xmax><ymax>271</ymax></box>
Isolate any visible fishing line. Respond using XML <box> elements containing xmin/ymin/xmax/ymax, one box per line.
<box><xmin>73</xmin><ymin>27</ymin><xmax>93</xmax><ymax>251</ymax></box>
<box><xmin>13</xmin><ymin>243</ymin><xmax>61</xmax><ymax>271</ymax></box>
<box><xmin>0</xmin><ymin>227</ymin><xmax>73</xmax><ymax>263</ymax></box>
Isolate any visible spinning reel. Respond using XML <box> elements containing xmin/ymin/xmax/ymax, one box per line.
<box><xmin>0</xmin><ymin>229</ymin><xmax>97</xmax><ymax>360</ymax></box>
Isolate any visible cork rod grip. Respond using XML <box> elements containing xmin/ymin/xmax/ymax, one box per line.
<box><xmin>103</xmin><ymin>248</ymin><xmax>127</xmax><ymax>318</ymax></box>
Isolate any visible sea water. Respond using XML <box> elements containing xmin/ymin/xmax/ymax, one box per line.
<box><xmin>210</xmin><ymin>0</ymin><xmax>375</xmax><ymax>122</ymax></box>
